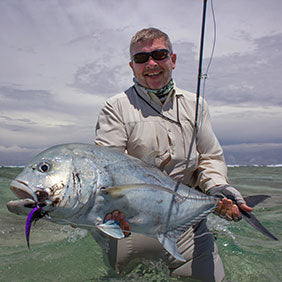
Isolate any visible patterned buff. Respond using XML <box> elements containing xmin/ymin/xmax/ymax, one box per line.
<box><xmin>133</xmin><ymin>78</ymin><xmax>174</xmax><ymax>103</ymax></box>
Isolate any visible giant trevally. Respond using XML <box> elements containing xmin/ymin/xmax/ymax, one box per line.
<box><xmin>6</xmin><ymin>143</ymin><xmax>278</xmax><ymax>261</ymax></box>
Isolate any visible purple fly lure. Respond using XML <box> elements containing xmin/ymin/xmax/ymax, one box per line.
<box><xmin>25</xmin><ymin>206</ymin><xmax>44</xmax><ymax>248</ymax></box>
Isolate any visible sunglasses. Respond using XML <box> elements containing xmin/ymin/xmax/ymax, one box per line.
<box><xmin>132</xmin><ymin>49</ymin><xmax>171</xmax><ymax>64</ymax></box>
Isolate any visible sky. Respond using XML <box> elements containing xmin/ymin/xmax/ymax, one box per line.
<box><xmin>0</xmin><ymin>0</ymin><xmax>282</xmax><ymax>166</ymax></box>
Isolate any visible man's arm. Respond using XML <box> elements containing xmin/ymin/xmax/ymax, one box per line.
<box><xmin>194</xmin><ymin>100</ymin><xmax>229</xmax><ymax>192</ymax></box>
<box><xmin>94</xmin><ymin>98</ymin><xmax>132</xmax><ymax>234</ymax></box>
<box><xmin>95</xmin><ymin>98</ymin><xmax>127</xmax><ymax>151</ymax></box>
<box><xmin>195</xmin><ymin>101</ymin><xmax>252</xmax><ymax>220</ymax></box>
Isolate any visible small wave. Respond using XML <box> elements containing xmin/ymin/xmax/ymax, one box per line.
<box><xmin>59</xmin><ymin>226</ymin><xmax>88</xmax><ymax>243</ymax></box>
<box><xmin>122</xmin><ymin>258</ymin><xmax>171</xmax><ymax>281</ymax></box>
<box><xmin>227</xmin><ymin>164</ymin><xmax>282</xmax><ymax>167</ymax></box>
<box><xmin>266</xmin><ymin>164</ymin><xmax>282</xmax><ymax>167</ymax></box>
<box><xmin>207</xmin><ymin>214</ymin><xmax>237</xmax><ymax>242</ymax></box>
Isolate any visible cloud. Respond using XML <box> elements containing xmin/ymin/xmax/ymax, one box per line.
<box><xmin>0</xmin><ymin>85</ymin><xmax>101</xmax><ymax>153</ymax></box>
<box><xmin>210</xmin><ymin>105</ymin><xmax>282</xmax><ymax>145</ymax></box>
<box><xmin>0</xmin><ymin>0</ymin><xmax>282</xmax><ymax>165</ymax></box>
<box><xmin>172</xmin><ymin>41</ymin><xmax>199</xmax><ymax>91</ymax></box>
<box><xmin>206</xmin><ymin>33</ymin><xmax>282</xmax><ymax>106</ymax></box>
<box><xmin>0</xmin><ymin>86</ymin><xmax>53</xmax><ymax>110</ymax></box>
<box><xmin>71</xmin><ymin>59</ymin><xmax>132</xmax><ymax>95</ymax></box>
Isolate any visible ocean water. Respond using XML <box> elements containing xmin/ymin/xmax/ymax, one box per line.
<box><xmin>1</xmin><ymin>166</ymin><xmax>282</xmax><ymax>282</ymax></box>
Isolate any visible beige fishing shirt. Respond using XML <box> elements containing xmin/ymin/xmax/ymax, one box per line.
<box><xmin>95</xmin><ymin>84</ymin><xmax>229</xmax><ymax>192</ymax></box>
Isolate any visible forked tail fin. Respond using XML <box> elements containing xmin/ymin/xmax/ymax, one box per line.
<box><xmin>240</xmin><ymin>195</ymin><xmax>278</xmax><ymax>241</ymax></box>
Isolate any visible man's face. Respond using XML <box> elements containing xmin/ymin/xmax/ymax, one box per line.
<box><xmin>129</xmin><ymin>38</ymin><xmax>176</xmax><ymax>90</ymax></box>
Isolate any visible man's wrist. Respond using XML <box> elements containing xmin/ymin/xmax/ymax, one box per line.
<box><xmin>207</xmin><ymin>185</ymin><xmax>246</xmax><ymax>206</ymax></box>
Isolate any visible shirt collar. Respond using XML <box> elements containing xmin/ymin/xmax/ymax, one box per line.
<box><xmin>134</xmin><ymin>83</ymin><xmax>176</xmax><ymax>108</ymax></box>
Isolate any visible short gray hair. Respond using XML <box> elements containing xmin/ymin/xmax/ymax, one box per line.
<box><xmin>130</xmin><ymin>27</ymin><xmax>173</xmax><ymax>58</ymax></box>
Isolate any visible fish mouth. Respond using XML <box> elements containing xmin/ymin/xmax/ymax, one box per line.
<box><xmin>7</xmin><ymin>180</ymin><xmax>49</xmax><ymax>215</ymax></box>
<box><xmin>7</xmin><ymin>180</ymin><xmax>50</xmax><ymax>249</ymax></box>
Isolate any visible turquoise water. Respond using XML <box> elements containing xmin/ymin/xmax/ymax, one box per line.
<box><xmin>1</xmin><ymin>166</ymin><xmax>282</xmax><ymax>281</ymax></box>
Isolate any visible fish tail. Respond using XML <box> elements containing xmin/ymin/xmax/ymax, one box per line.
<box><xmin>241</xmin><ymin>195</ymin><xmax>278</xmax><ymax>241</ymax></box>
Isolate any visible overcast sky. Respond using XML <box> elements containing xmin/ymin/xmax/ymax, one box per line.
<box><xmin>1</xmin><ymin>0</ymin><xmax>282</xmax><ymax>165</ymax></box>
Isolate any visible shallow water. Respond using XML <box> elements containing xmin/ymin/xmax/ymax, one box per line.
<box><xmin>1</xmin><ymin>166</ymin><xmax>282</xmax><ymax>281</ymax></box>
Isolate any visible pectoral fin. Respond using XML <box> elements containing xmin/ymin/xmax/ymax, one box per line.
<box><xmin>97</xmin><ymin>220</ymin><xmax>125</xmax><ymax>239</ymax></box>
<box><xmin>157</xmin><ymin>233</ymin><xmax>186</xmax><ymax>262</ymax></box>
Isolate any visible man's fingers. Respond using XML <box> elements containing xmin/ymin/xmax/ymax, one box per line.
<box><xmin>104</xmin><ymin>213</ymin><xmax>112</xmax><ymax>221</ymax></box>
<box><xmin>112</xmin><ymin>210</ymin><xmax>120</xmax><ymax>221</ymax></box>
<box><xmin>225</xmin><ymin>204</ymin><xmax>234</xmax><ymax>220</ymax></box>
<box><xmin>118</xmin><ymin>212</ymin><xmax>125</xmax><ymax>221</ymax></box>
<box><xmin>120</xmin><ymin>221</ymin><xmax>131</xmax><ymax>237</ymax></box>
<box><xmin>239</xmin><ymin>203</ymin><xmax>253</xmax><ymax>212</ymax></box>
<box><xmin>221</xmin><ymin>199</ymin><xmax>233</xmax><ymax>220</ymax></box>
<box><xmin>215</xmin><ymin>200</ymin><xmax>224</xmax><ymax>214</ymax></box>
<box><xmin>224</xmin><ymin>198</ymin><xmax>233</xmax><ymax>206</ymax></box>
<box><xmin>216</xmin><ymin>198</ymin><xmax>243</xmax><ymax>221</ymax></box>
<box><xmin>231</xmin><ymin>204</ymin><xmax>241</xmax><ymax>221</ymax></box>
<box><xmin>104</xmin><ymin>210</ymin><xmax>131</xmax><ymax>237</ymax></box>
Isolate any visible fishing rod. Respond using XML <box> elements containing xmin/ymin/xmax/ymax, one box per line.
<box><xmin>186</xmin><ymin>0</ymin><xmax>217</xmax><ymax>172</ymax></box>
<box><xmin>186</xmin><ymin>0</ymin><xmax>208</xmax><ymax>168</ymax></box>
<box><xmin>176</xmin><ymin>0</ymin><xmax>209</xmax><ymax>192</ymax></box>
<box><xmin>164</xmin><ymin>0</ymin><xmax>209</xmax><ymax>235</ymax></box>
<box><xmin>195</xmin><ymin>0</ymin><xmax>208</xmax><ymax>132</ymax></box>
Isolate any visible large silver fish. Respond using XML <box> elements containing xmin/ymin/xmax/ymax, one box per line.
<box><xmin>6</xmin><ymin>143</ymin><xmax>278</xmax><ymax>261</ymax></box>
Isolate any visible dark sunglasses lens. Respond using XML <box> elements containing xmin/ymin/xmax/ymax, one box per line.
<box><xmin>133</xmin><ymin>53</ymin><xmax>150</xmax><ymax>64</ymax></box>
<box><xmin>133</xmin><ymin>49</ymin><xmax>169</xmax><ymax>63</ymax></box>
<box><xmin>152</xmin><ymin>49</ymin><xmax>169</xmax><ymax>60</ymax></box>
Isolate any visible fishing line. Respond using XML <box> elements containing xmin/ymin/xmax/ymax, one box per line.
<box><xmin>199</xmin><ymin>0</ymin><xmax>217</xmax><ymax>127</ymax></box>
<box><xmin>164</xmin><ymin>0</ymin><xmax>217</xmax><ymax>234</ymax></box>
<box><xmin>186</xmin><ymin>0</ymin><xmax>217</xmax><ymax>169</ymax></box>
<box><xmin>194</xmin><ymin>3</ymin><xmax>216</xmax><ymax>185</ymax></box>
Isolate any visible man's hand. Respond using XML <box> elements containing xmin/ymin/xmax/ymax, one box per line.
<box><xmin>207</xmin><ymin>185</ymin><xmax>253</xmax><ymax>221</ymax></box>
<box><xmin>215</xmin><ymin>198</ymin><xmax>253</xmax><ymax>221</ymax></box>
<box><xmin>104</xmin><ymin>210</ymin><xmax>131</xmax><ymax>237</ymax></box>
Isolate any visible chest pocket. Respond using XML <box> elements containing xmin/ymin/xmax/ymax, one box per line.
<box><xmin>126</xmin><ymin>118</ymin><xmax>170</xmax><ymax>160</ymax></box>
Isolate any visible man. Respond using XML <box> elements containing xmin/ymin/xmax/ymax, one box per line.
<box><xmin>94</xmin><ymin>27</ymin><xmax>252</xmax><ymax>281</ymax></box>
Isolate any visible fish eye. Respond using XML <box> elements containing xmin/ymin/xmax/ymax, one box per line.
<box><xmin>37</xmin><ymin>162</ymin><xmax>51</xmax><ymax>173</ymax></box>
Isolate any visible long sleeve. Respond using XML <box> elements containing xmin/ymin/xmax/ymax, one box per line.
<box><xmin>95</xmin><ymin>95</ymin><xmax>127</xmax><ymax>152</ymax></box>
<box><xmin>194</xmin><ymin>100</ymin><xmax>229</xmax><ymax>192</ymax></box>
<box><xmin>94</xmin><ymin>87</ymin><xmax>229</xmax><ymax>193</ymax></box>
